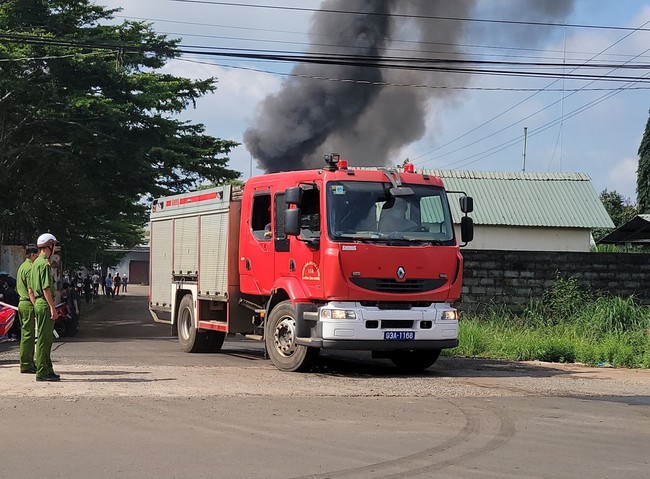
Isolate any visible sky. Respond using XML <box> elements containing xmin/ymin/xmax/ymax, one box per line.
<box><xmin>100</xmin><ymin>0</ymin><xmax>650</xmax><ymax>202</ymax></box>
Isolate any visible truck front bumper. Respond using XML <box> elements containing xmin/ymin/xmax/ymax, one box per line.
<box><xmin>296</xmin><ymin>338</ymin><xmax>458</xmax><ymax>350</ymax></box>
<box><xmin>296</xmin><ymin>301</ymin><xmax>459</xmax><ymax>351</ymax></box>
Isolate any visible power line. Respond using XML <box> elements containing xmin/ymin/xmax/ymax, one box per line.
<box><xmin>168</xmin><ymin>0</ymin><xmax>650</xmax><ymax>33</ymax></box>
<box><xmin>115</xmin><ymin>14</ymin><xmax>650</xmax><ymax>63</ymax></box>
<box><xmin>0</xmin><ymin>51</ymin><xmax>109</xmax><ymax>63</ymax></box>
<box><xmin>415</xmin><ymin>18</ymin><xmax>650</xmax><ymax>164</ymax></box>
<box><xmin>178</xmin><ymin>56</ymin><xmax>650</xmax><ymax>92</ymax></box>
<box><xmin>436</xmin><ymin>68</ymin><xmax>650</xmax><ymax>171</ymax></box>
<box><xmin>3</xmin><ymin>33</ymin><xmax>649</xmax><ymax>83</ymax></box>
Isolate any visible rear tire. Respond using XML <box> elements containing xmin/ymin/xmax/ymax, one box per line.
<box><xmin>206</xmin><ymin>330</ymin><xmax>226</xmax><ymax>352</ymax></box>
<box><xmin>265</xmin><ymin>300</ymin><xmax>318</xmax><ymax>372</ymax></box>
<box><xmin>390</xmin><ymin>349</ymin><xmax>441</xmax><ymax>372</ymax></box>
<box><xmin>177</xmin><ymin>295</ymin><xmax>210</xmax><ymax>353</ymax></box>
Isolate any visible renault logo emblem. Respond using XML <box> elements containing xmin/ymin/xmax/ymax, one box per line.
<box><xmin>396</xmin><ymin>266</ymin><xmax>406</xmax><ymax>279</ymax></box>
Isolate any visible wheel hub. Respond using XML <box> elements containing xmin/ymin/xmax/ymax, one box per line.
<box><xmin>180</xmin><ymin>309</ymin><xmax>191</xmax><ymax>339</ymax></box>
<box><xmin>274</xmin><ymin>317</ymin><xmax>297</xmax><ymax>356</ymax></box>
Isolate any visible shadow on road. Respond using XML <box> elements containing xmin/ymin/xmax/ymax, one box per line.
<box><xmin>59</xmin><ymin>377</ymin><xmax>177</xmax><ymax>384</ymax></box>
<box><xmin>38</xmin><ymin>284</ymin><xmax>595</xmax><ymax>379</ymax></box>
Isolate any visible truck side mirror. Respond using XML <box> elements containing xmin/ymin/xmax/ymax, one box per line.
<box><xmin>461</xmin><ymin>216</ymin><xmax>474</xmax><ymax>244</ymax></box>
<box><xmin>284</xmin><ymin>208</ymin><xmax>301</xmax><ymax>236</ymax></box>
<box><xmin>285</xmin><ymin>187</ymin><xmax>302</xmax><ymax>206</ymax></box>
<box><xmin>460</xmin><ymin>196</ymin><xmax>473</xmax><ymax>214</ymax></box>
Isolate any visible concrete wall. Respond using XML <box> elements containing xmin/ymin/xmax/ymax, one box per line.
<box><xmin>460</xmin><ymin>249</ymin><xmax>650</xmax><ymax>313</ymax></box>
<box><xmin>0</xmin><ymin>245</ymin><xmax>24</xmax><ymax>277</ymax></box>
<box><xmin>455</xmin><ymin>226</ymin><xmax>591</xmax><ymax>252</ymax></box>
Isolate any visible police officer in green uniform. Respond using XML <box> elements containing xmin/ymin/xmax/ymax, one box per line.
<box><xmin>31</xmin><ymin>233</ymin><xmax>61</xmax><ymax>382</ymax></box>
<box><xmin>16</xmin><ymin>244</ymin><xmax>39</xmax><ymax>373</ymax></box>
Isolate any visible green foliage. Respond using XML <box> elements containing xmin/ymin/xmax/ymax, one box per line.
<box><xmin>524</xmin><ymin>276</ymin><xmax>591</xmax><ymax>325</ymax></box>
<box><xmin>599</xmin><ymin>190</ymin><xmax>638</xmax><ymax>226</ymax></box>
<box><xmin>448</xmin><ymin>278</ymin><xmax>650</xmax><ymax>368</ymax></box>
<box><xmin>457</xmin><ymin>319</ymin><xmax>488</xmax><ymax>356</ymax></box>
<box><xmin>638</xmin><ymin>110</ymin><xmax>650</xmax><ymax>213</ymax></box>
<box><xmin>593</xmin><ymin>189</ymin><xmax>638</xmax><ymax>242</ymax></box>
<box><xmin>0</xmin><ymin>1</ymin><xmax>240</xmax><ymax>268</ymax></box>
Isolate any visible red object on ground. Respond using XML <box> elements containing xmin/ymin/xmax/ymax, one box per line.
<box><xmin>55</xmin><ymin>302</ymin><xmax>70</xmax><ymax>320</ymax></box>
<box><xmin>0</xmin><ymin>301</ymin><xmax>17</xmax><ymax>337</ymax></box>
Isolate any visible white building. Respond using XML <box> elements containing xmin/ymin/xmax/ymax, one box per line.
<box><xmin>424</xmin><ymin>170</ymin><xmax>614</xmax><ymax>252</ymax></box>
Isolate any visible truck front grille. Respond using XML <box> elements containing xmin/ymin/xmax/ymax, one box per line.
<box><xmin>350</xmin><ymin>277</ymin><xmax>446</xmax><ymax>294</ymax></box>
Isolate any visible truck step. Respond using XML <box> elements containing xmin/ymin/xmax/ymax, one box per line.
<box><xmin>198</xmin><ymin>320</ymin><xmax>228</xmax><ymax>332</ymax></box>
<box><xmin>244</xmin><ymin>334</ymin><xmax>263</xmax><ymax>341</ymax></box>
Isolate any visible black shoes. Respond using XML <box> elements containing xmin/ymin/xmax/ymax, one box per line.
<box><xmin>36</xmin><ymin>374</ymin><xmax>61</xmax><ymax>382</ymax></box>
<box><xmin>21</xmin><ymin>367</ymin><xmax>37</xmax><ymax>374</ymax></box>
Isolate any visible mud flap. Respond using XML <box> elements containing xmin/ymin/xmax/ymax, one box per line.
<box><xmin>294</xmin><ymin>302</ymin><xmax>318</xmax><ymax>339</ymax></box>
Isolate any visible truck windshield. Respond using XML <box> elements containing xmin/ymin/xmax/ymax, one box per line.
<box><xmin>326</xmin><ymin>181</ymin><xmax>455</xmax><ymax>244</ymax></box>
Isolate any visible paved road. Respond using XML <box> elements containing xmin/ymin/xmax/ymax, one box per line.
<box><xmin>0</xmin><ymin>285</ymin><xmax>648</xmax><ymax>479</ymax></box>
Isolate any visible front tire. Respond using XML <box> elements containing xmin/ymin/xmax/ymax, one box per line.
<box><xmin>265</xmin><ymin>300</ymin><xmax>318</xmax><ymax>372</ymax></box>
<box><xmin>390</xmin><ymin>349</ymin><xmax>441</xmax><ymax>373</ymax></box>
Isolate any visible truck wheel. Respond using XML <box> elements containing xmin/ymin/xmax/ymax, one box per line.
<box><xmin>390</xmin><ymin>349</ymin><xmax>441</xmax><ymax>373</ymax></box>
<box><xmin>206</xmin><ymin>331</ymin><xmax>226</xmax><ymax>352</ymax></box>
<box><xmin>265</xmin><ymin>300</ymin><xmax>318</xmax><ymax>372</ymax></box>
<box><xmin>177</xmin><ymin>295</ymin><xmax>207</xmax><ymax>353</ymax></box>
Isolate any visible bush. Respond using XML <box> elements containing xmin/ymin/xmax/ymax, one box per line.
<box><xmin>456</xmin><ymin>319</ymin><xmax>488</xmax><ymax>356</ymax></box>
<box><xmin>454</xmin><ymin>277</ymin><xmax>650</xmax><ymax>369</ymax></box>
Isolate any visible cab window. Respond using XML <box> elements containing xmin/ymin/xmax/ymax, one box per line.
<box><xmin>299</xmin><ymin>187</ymin><xmax>320</xmax><ymax>240</ymax></box>
<box><xmin>251</xmin><ymin>193</ymin><xmax>272</xmax><ymax>241</ymax></box>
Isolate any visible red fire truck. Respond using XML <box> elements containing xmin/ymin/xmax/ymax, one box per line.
<box><xmin>148</xmin><ymin>155</ymin><xmax>473</xmax><ymax>371</ymax></box>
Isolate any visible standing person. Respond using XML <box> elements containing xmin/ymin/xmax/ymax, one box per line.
<box><xmin>16</xmin><ymin>244</ymin><xmax>38</xmax><ymax>374</ymax></box>
<box><xmin>92</xmin><ymin>272</ymin><xmax>100</xmax><ymax>297</ymax></box>
<box><xmin>104</xmin><ymin>273</ymin><xmax>113</xmax><ymax>298</ymax></box>
<box><xmin>66</xmin><ymin>281</ymin><xmax>80</xmax><ymax>337</ymax></box>
<box><xmin>83</xmin><ymin>274</ymin><xmax>92</xmax><ymax>303</ymax></box>
<box><xmin>122</xmin><ymin>273</ymin><xmax>128</xmax><ymax>293</ymax></box>
<box><xmin>113</xmin><ymin>272</ymin><xmax>121</xmax><ymax>297</ymax></box>
<box><xmin>31</xmin><ymin>233</ymin><xmax>61</xmax><ymax>382</ymax></box>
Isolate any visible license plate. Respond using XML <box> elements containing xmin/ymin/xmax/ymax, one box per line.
<box><xmin>384</xmin><ymin>331</ymin><xmax>415</xmax><ymax>340</ymax></box>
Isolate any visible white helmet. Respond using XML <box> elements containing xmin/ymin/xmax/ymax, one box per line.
<box><xmin>37</xmin><ymin>233</ymin><xmax>58</xmax><ymax>247</ymax></box>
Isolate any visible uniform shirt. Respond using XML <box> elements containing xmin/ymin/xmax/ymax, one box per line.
<box><xmin>16</xmin><ymin>258</ymin><xmax>33</xmax><ymax>300</ymax></box>
<box><xmin>30</xmin><ymin>253</ymin><xmax>52</xmax><ymax>300</ymax></box>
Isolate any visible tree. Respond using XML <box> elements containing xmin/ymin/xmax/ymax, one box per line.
<box><xmin>593</xmin><ymin>189</ymin><xmax>637</xmax><ymax>242</ymax></box>
<box><xmin>638</xmin><ymin>110</ymin><xmax>650</xmax><ymax>213</ymax></box>
<box><xmin>0</xmin><ymin>1</ymin><xmax>240</xmax><ymax>268</ymax></box>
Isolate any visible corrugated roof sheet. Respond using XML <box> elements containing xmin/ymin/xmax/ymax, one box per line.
<box><xmin>599</xmin><ymin>214</ymin><xmax>650</xmax><ymax>244</ymax></box>
<box><xmin>421</xmin><ymin>169</ymin><xmax>614</xmax><ymax>228</ymax></box>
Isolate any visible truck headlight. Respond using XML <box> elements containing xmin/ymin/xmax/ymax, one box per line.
<box><xmin>321</xmin><ymin>309</ymin><xmax>356</xmax><ymax>320</ymax></box>
<box><xmin>440</xmin><ymin>310</ymin><xmax>458</xmax><ymax>321</ymax></box>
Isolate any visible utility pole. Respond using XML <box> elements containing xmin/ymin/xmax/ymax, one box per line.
<box><xmin>522</xmin><ymin>126</ymin><xmax>528</xmax><ymax>172</ymax></box>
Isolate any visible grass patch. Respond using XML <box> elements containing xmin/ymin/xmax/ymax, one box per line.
<box><xmin>448</xmin><ymin>278</ymin><xmax>650</xmax><ymax>368</ymax></box>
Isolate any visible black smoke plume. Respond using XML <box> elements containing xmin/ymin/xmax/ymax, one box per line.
<box><xmin>244</xmin><ymin>0</ymin><xmax>574</xmax><ymax>172</ymax></box>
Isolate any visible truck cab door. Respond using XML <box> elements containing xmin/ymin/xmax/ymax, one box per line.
<box><xmin>239</xmin><ymin>189</ymin><xmax>274</xmax><ymax>295</ymax></box>
<box><xmin>281</xmin><ymin>184</ymin><xmax>324</xmax><ymax>298</ymax></box>
<box><xmin>273</xmin><ymin>192</ymin><xmax>291</xmax><ymax>278</ymax></box>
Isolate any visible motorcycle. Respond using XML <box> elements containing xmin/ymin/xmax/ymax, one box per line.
<box><xmin>54</xmin><ymin>302</ymin><xmax>78</xmax><ymax>338</ymax></box>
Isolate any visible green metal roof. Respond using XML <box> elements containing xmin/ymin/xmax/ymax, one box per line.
<box><xmin>421</xmin><ymin>170</ymin><xmax>614</xmax><ymax>228</ymax></box>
